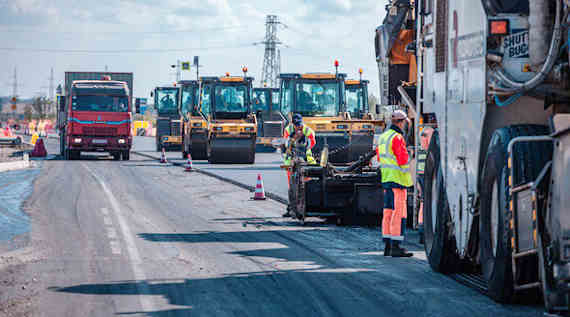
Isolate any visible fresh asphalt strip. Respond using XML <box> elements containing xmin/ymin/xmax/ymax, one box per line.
<box><xmin>131</xmin><ymin>150</ymin><xmax>288</xmax><ymax>205</ymax></box>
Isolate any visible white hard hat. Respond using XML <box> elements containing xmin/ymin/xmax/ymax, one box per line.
<box><xmin>391</xmin><ymin>110</ymin><xmax>408</xmax><ymax>120</ymax></box>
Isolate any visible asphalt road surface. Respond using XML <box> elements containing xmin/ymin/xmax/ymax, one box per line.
<box><xmin>0</xmin><ymin>137</ymin><xmax>543</xmax><ymax>316</ymax></box>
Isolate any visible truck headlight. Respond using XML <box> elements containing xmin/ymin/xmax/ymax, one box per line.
<box><xmin>74</xmin><ymin>138</ymin><xmax>82</xmax><ymax>143</ymax></box>
<box><xmin>118</xmin><ymin>139</ymin><xmax>126</xmax><ymax>144</ymax></box>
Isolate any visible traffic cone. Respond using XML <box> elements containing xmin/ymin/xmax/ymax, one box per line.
<box><xmin>30</xmin><ymin>138</ymin><xmax>47</xmax><ymax>157</ymax></box>
<box><xmin>160</xmin><ymin>147</ymin><xmax>167</xmax><ymax>164</ymax></box>
<box><xmin>252</xmin><ymin>174</ymin><xmax>266</xmax><ymax>200</ymax></box>
<box><xmin>185</xmin><ymin>153</ymin><xmax>193</xmax><ymax>172</ymax></box>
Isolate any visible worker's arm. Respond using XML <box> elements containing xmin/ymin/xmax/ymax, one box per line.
<box><xmin>392</xmin><ymin>134</ymin><xmax>409</xmax><ymax>166</ymax></box>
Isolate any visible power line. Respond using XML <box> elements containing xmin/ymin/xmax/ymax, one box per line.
<box><xmin>0</xmin><ymin>25</ymin><xmax>248</xmax><ymax>35</ymax></box>
<box><xmin>0</xmin><ymin>44</ymin><xmax>252</xmax><ymax>54</ymax></box>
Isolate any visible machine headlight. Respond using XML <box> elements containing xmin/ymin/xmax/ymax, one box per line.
<box><xmin>74</xmin><ymin>138</ymin><xmax>82</xmax><ymax>143</ymax></box>
<box><xmin>162</xmin><ymin>136</ymin><xmax>169</xmax><ymax>142</ymax></box>
<box><xmin>214</xmin><ymin>127</ymin><xmax>223</xmax><ymax>131</ymax></box>
<box><xmin>193</xmin><ymin>122</ymin><xmax>202</xmax><ymax>127</ymax></box>
<box><xmin>362</xmin><ymin>124</ymin><xmax>372</xmax><ymax>129</ymax></box>
<box><xmin>118</xmin><ymin>139</ymin><xmax>126</xmax><ymax>144</ymax></box>
<box><xmin>244</xmin><ymin>127</ymin><xmax>254</xmax><ymax>132</ymax></box>
<box><xmin>337</xmin><ymin>124</ymin><xmax>348</xmax><ymax>129</ymax></box>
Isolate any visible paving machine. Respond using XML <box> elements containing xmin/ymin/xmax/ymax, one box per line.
<box><xmin>179</xmin><ymin>80</ymin><xmax>210</xmax><ymax>159</ymax></box>
<box><xmin>284</xmin><ymin>140</ymin><xmax>382</xmax><ymax>225</ymax></box>
<box><xmin>253</xmin><ymin>87</ymin><xmax>286</xmax><ymax>152</ymax></box>
<box><xmin>279</xmin><ymin>71</ymin><xmax>385</xmax><ymax>164</ymax></box>
<box><xmin>201</xmin><ymin>71</ymin><xmax>257</xmax><ymax>164</ymax></box>
<box><xmin>381</xmin><ymin>0</ymin><xmax>570</xmax><ymax>312</ymax></box>
<box><xmin>152</xmin><ymin>86</ymin><xmax>182</xmax><ymax>151</ymax></box>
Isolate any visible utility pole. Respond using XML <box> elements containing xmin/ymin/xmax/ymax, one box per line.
<box><xmin>11</xmin><ymin>67</ymin><xmax>18</xmax><ymax>119</ymax></box>
<box><xmin>258</xmin><ymin>15</ymin><xmax>282</xmax><ymax>88</ymax></box>
<box><xmin>48</xmin><ymin>68</ymin><xmax>54</xmax><ymax>115</ymax></box>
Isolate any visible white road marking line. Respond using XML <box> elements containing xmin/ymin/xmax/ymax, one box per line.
<box><xmin>103</xmin><ymin>216</ymin><xmax>112</xmax><ymax>226</ymax></box>
<box><xmin>110</xmin><ymin>240</ymin><xmax>121</xmax><ymax>255</ymax></box>
<box><xmin>107</xmin><ymin>227</ymin><xmax>117</xmax><ymax>239</ymax></box>
<box><xmin>101</xmin><ymin>207</ymin><xmax>109</xmax><ymax>215</ymax></box>
<box><xmin>83</xmin><ymin>164</ymin><xmax>154</xmax><ymax>312</ymax></box>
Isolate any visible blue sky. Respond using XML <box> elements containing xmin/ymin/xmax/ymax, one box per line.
<box><xmin>0</xmin><ymin>0</ymin><xmax>389</xmax><ymax>100</ymax></box>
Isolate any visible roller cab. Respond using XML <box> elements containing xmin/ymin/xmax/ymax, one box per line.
<box><xmin>178</xmin><ymin>80</ymin><xmax>209</xmax><ymax>160</ymax></box>
<box><xmin>153</xmin><ymin>86</ymin><xmax>182</xmax><ymax>152</ymax></box>
<box><xmin>253</xmin><ymin>87</ymin><xmax>285</xmax><ymax>152</ymax></box>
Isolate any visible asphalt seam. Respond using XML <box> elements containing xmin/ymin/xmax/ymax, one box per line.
<box><xmin>132</xmin><ymin>150</ymin><xmax>288</xmax><ymax>205</ymax></box>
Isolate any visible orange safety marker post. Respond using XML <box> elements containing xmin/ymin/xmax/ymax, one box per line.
<box><xmin>160</xmin><ymin>147</ymin><xmax>168</xmax><ymax>164</ymax></box>
<box><xmin>185</xmin><ymin>153</ymin><xmax>193</xmax><ymax>172</ymax></box>
<box><xmin>252</xmin><ymin>174</ymin><xmax>266</xmax><ymax>200</ymax></box>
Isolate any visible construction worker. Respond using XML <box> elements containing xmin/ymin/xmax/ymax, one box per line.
<box><xmin>416</xmin><ymin>127</ymin><xmax>434</xmax><ymax>245</ymax></box>
<box><xmin>282</xmin><ymin>113</ymin><xmax>317</xmax><ymax>217</ymax></box>
<box><xmin>378</xmin><ymin>110</ymin><xmax>413</xmax><ymax>257</ymax></box>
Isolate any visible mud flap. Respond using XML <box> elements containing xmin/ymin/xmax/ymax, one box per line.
<box><xmin>209</xmin><ymin>137</ymin><xmax>255</xmax><ymax>164</ymax></box>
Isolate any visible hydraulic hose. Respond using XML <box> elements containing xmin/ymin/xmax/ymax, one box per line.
<box><xmin>491</xmin><ymin>0</ymin><xmax>564</xmax><ymax>93</ymax></box>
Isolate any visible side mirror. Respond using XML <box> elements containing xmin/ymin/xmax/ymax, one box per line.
<box><xmin>150</xmin><ymin>91</ymin><xmax>154</xmax><ymax>98</ymax></box>
<box><xmin>375</xmin><ymin>104</ymin><xmax>381</xmax><ymax>115</ymax></box>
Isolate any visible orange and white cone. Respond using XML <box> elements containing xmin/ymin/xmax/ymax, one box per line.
<box><xmin>252</xmin><ymin>174</ymin><xmax>266</xmax><ymax>200</ymax></box>
<box><xmin>185</xmin><ymin>154</ymin><xmax>193</xmax><ymax>172</ymax></box>
<box><xmin>160</xmin><ymin>147</ymin><xmax>167</xmax><ymax>164</ymax></box>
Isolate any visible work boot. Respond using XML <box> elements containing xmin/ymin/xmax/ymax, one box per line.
<box><xmin>383</xmin><ymin>238</ymin><xmax>391</xmax><ymax>256</ymax></box>
<box><xmin>282</xmin><ymin>206</ymin><xmax>292</xmax><ymax>218</ymax></box>
<box><xmin>391</xmin><ymin>243</ymin><xmax>413</xmax><ymax>258</ymax></box>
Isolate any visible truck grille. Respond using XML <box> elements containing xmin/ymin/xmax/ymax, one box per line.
<box><xmin>83</xmin><ymin>127</ymin><xmax>117</xmax><ymax>136</ymax></box>
<box><xmin>263</xmin><ymin>122</ymin><xmax>283</xmax><ymax>137</ymax></box>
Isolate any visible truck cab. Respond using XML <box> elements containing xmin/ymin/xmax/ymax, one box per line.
<box><xmin>252</xmin><ymin>87</ymin><xmax>285</xmax><ymax>152</ymax></box>
<box><xmin>153</xmin><ymin>86</ymin><xmax>182</xmax><ymax>152</ymax></box>
<box><xmin>63</xmin><ymin>78</ymin><xmax>132</xmax><ymax>160</ymax></box>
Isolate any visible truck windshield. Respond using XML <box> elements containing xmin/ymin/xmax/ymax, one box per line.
<box><xmin>346</xmin><ymin>85</ymin><xmax>364</xmax><ymax>117</ymax></box>
<box><xmin>272</xmin><ymin>89</ymin><xmax>280</xmax><ymax>107</ymax></box>
<box><xmin>295</xmin><ymin>81</ymin><xmax>339</xmax><ymax>117</ymax></box>
<box><xmin>181</xmin><ymin>86</ymin><xmax>198</xmax><ymax>116</ymax></box>
<box><xmin>214</xmin><ymin>85</ymin><xmax>248</xmax><ymax>113</ymax></box>
<box><xmin>156</xmin><ymin>88</ymin><xmax>179</xmax><ymax>114</ymax></box>
<box><xmin>71</xmin><ymin>95</ymin><xmax>129</xmax><ymax>112</ymax></box>
<box><xmin>252</xmin><ymin>89</ymin><xmax>270</xmax><ymax>112</ymax></box>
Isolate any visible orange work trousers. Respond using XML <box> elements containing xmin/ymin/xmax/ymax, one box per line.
<box><xmin>382</xmin><ymin>188</ymin><xmax>407</xmax><ymax>241</ymax></box>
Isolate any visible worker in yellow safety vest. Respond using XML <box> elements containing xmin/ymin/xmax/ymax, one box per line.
<box><xmin>282</xmin><ymin>113</ymin><xmax>316</xmax><ymax>217</ymax></box>
<box><xmin>377</xmin><ymin>110</ymin><xmax>413</xmax><ymax>257</ymax></box>
<box><xmin>416</xmin><ymin>127</ymin><xmax>434</xmax><ymax>245</ymax></box>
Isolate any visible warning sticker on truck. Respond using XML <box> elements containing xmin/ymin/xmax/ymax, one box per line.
<box><xmin>503</xmin><ymin>29</ymin><xmax>529</xmax><ymax>59</ymax></box>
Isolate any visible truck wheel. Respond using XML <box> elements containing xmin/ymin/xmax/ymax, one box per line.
<box><xmin>64</xmin><ymin>149</ymin><xmax>70</xmax><ymax>160</ymax></box>
<box><xmin>112</xmin><ymin>152</ymin><xmax>121</xmax><ymax>161</ymax></box>
<box><xmin>423</xmin><ymin>131</ymin><xmax>458</xmax><ymax>273</ymax></box>
<box><xmin>122</xmin><ymin>151</ymin><xmax>130</xmax><ymax>161</ymax></box>
<box><xmin>479</xmin><ymin>125</ymin><xmax>552</xmax><ymax>303</ymax></box>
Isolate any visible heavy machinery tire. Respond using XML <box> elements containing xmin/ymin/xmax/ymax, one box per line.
<box><xmin>423</xmin><ymin>130</ymin><xmax>458</xmax><ymax>273</ymax></box>
<box><xmin>479</xmin><ymin>125</ymin><xmax>551</xmax><ymax>303</ymax></box>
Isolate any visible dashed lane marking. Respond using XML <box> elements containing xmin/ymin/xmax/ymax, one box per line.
<box><xmin>85</xmin><ymin>164</ymin><xmax>154</xmax><ymax>312</ymax></box>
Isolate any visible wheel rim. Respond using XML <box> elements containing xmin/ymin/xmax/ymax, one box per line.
<box><xmin>491</xmin><ymin>180</ymin><xmax>499</xmax><ymax>257</ymax></box>
<box><xmin>431</xmin><ymin>173</ymin><xmax>438</xmax><ymax>234</ymax></box>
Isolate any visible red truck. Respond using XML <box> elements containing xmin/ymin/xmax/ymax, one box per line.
<box><xmin>58</xmin><ymin>72</ymin><xmax>134</xmax><ymax>160</ymax></box>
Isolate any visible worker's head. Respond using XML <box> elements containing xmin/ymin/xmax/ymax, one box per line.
<box><xmin>420</xmin><ymin>127</ymin><xmax>434</xmax><ymax>150</ymax></box>
<box><xmin>292</xmin><ymin>113</ymin><xmax>303</xmax><ymax>128</ymax></box>
<box><xmin>391</xmin><ymin>109</ymin><xmax>409</xmax><ymax>130</ymax></box>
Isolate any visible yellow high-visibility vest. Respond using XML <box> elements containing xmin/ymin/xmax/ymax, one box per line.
<box><xmin>377</xmin><ymin>128</ymin><xmax>413</xmax><ymax>187</ymax></box>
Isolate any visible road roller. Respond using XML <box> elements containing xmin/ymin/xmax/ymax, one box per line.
<box><xmin>178</xmin><ymin>80</ymin><xmax>210</xmax><ymax>160</ymax></box>
<box><xmin>202</xmin><ymin>70</ymin><xmax>257</xmax><ymax>164</ymax></box>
